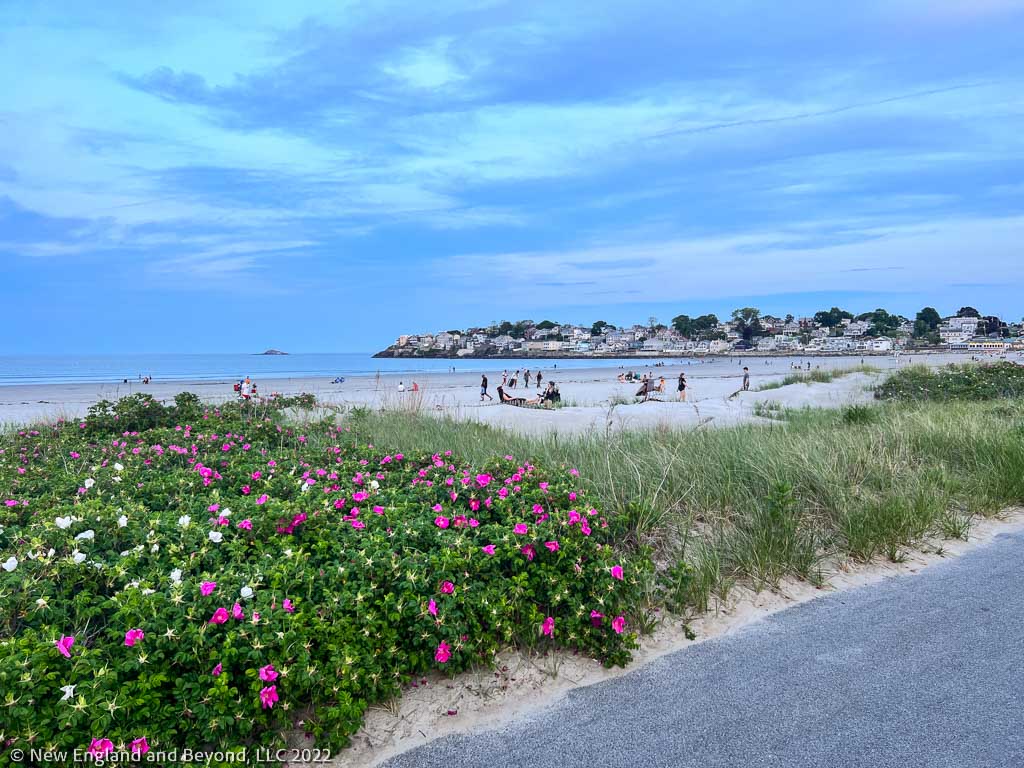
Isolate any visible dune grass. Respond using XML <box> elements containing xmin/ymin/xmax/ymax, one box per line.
<box><xmin>340</xmin><ymin>395</ymin><xmax>1024</xmax><ymax>613</ymax></box>
<box><xmin>756</xmin><ymin>363</ymin><xmax>881</xmax><ymax>391</ymax></box>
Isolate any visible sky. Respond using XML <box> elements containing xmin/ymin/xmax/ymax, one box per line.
<box><xmin>2</xmin><ymin>0</ymin><xmax>1024</xmax><ymax>354</ymax></box>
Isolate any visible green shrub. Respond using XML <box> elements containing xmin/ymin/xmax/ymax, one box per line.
<box><xmin>0</xmin><ymin>400</ymin><xmax>643</xmax><ymax>758</ymax></box>
<box><xmin>875</xmin><ymin>362</ymin><xmax>1024</xmax><ymax>402</ymax></box>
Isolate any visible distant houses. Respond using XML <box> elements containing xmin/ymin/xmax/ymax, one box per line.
<box><xmin>376</xmin><ymin>309</ymin><xmax>1022</xmax><ymax>359</ymax></box>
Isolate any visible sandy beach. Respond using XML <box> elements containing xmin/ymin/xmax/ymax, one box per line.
<box><xmin>0</xmin><ymin>353</ymin><xmax>998</xmax><ymax>431</ymax></box>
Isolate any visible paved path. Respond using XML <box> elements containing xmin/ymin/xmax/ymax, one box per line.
<box><xmin>384</xmin><ymin>530</ymin><xmax>1024</xmax><ymax>768</ymax></box>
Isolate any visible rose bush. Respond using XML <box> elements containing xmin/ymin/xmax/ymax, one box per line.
<box><xmin>0</xmin><ymin>396</ymin><xmax>644</xmax><ymax>759</ymax></box>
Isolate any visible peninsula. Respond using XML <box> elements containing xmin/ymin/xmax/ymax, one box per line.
<box><xmin>374</xmin><ymin>306</ymin><xmax>1022</xmax><ymax>359</ymax></box>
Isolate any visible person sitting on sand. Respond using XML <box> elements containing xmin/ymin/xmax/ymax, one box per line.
<box><xmin>541</xmin><ymin>382</ymin><xmax>560</xmax><ymax>404</ymax></box>
<box><xmin>617</xmin><ymin>373</ymin><xmax>627</xmax><ymax>383</ymax></box>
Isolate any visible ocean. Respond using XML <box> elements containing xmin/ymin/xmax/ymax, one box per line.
<box><xmin>0</xmin><ymin>353</ymin><xmax>678</xmax><ymax>386</ymax></box>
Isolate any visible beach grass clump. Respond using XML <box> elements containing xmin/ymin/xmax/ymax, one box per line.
<box><xmin>757</xmin><ymin>364</ymin><xmax>880</xmax><ymax>391</ymax></box>
<box><xmin>0</xmin><ymin>398</ymin><xmax>643</xmax><ymax>758</ymax></box>
<box><xmin>874</xmin><ymin>362</ymin><xmax>1024</xmax><ymax>402</ymax></box>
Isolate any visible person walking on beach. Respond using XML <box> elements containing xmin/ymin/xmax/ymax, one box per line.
<box><xmin>502</xmin><ymin>370</ymin><xmax>508</xmax><ymax>386</ymax></box>
<box><xmin>510</xmin><ymin>370</ymin><xmax>519</xmax><ymax>389</ymax></box>
<box><xmin>678</xmin><ymin>372</ymin><xmax>687</xmax><ymax>402</ymax></box>
<box><xmin>536</xmin><ymin>370</ymin><xmax>542</xmax><ymax>389</ymax></box>
<box><xmin>398</xmin><ymin>381</ymin><xmax>405</xmax><ymax>393</ymax></box>
<box><xmin>524</xmin><ymin>369</ymin><xmax>531</xmax><ymax>388</ymax></box>
<box><xmin>742</xmin><ymin>367</ymin><xmax>750</xmax><ymax>391</ymax></box>
<box><xmin>480</xmin><ymin>374</ymin><xmax>493</xmax><ymax>401</ymax></box>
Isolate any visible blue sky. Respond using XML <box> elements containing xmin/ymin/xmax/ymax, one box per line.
<box><xmin>3</xmin><ymin>0</ymin><xmax>1024</xmax><ymax>353</ymax></box>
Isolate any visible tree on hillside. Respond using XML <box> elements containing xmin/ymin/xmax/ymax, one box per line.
<box><xmin>814</xmin><ymin>307</ymin><xmax>854</xmax><ymax>328</ymax></box>
<box><xmin>591</xmin><ymin>320</ymin><xmax>615</xmax><ymax>336</ymax></box>
<box><xmin>983</xmin><ymin>315</ymin><xmax>1008</xmax><ymax>337</ymax></box>
<box><xmin>731</xmin><ymin>307</ymin><xmax>763</xmax><ymax>341</ymax></box>
<box><xmin>535</xmin><ymin>320</ymin><xmax>557</xmax><ymax>330</ymax></box>
<box><xmin>957</xmin><ymin>306</ymin><xmax>981</xmax><ymax>318</ymax></box>
<box><xmin>671</xmin><ymin>314</ymin><xmax>694</xmax><ymax>337</ymax></box>
<box><xmin>913</xmin><ymin>307</ymin><xmax>941</xmax><ymax>339</ymax></box>
<box><xmin>784</xmin><ymin>313</ymin><xmax>795</xmax><ymax>324</ymax></box>
<box><xmin>692</xmin><ymin>314</ymin><xmax>720</xmax><ymax>338</ymax></box>
<box><xmin>858</xmin><ymin>308</ymin><xmax>901</xmax><ymax>337</ymax></box>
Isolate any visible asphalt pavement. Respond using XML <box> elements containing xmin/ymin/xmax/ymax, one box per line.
<box><xmin>384</xmin><ymin>529</ymin><xmax>1024</xmax><ymax>768</ymax></box>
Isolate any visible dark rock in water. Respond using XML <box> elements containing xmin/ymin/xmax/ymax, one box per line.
<box><xmin>260</xmin><ymin>349</ymin><xmax>288</xmax><ymax>355</ymax></box>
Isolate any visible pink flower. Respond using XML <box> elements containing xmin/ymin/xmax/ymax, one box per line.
<box><xmin>55</xmin><ymin>635</ymin><xmax>75</xmax><ymax>658</ymax></box>
<box><xmin>542</xmin><ymin>616</ymin><xmax>554</xmax><ymax>637</ymax></box>
<box><xmin>241</xmin><ymin>485</ymin><xmax>251</xmax><ymax>495</ymax></box>
<box><xmin>260</xmin><ymin>685</ymin><xmax>279</xmax><ymax>709</ymax></box>
<box><xmin>441</xmin><ymin>581</ymin><xmax>455</xmax><ymax>594</ymax></box>
<box><xmin>434</xmin><ymin>516</ymin><xmax>450</xmax><ymax>529</ymax></box>
<box><xmin>520</xmin><ymin>545</ymin><xmax>535</xmax><ymax>561</ymax></box>
<box><xmin>256</xmin><ymin>494</ymin><xmax>268</xmax><ymax>505</ymax></box>
<box><xmin>481</xmin><ymin>545</ymin><xmax>496</xmax><ymax>555</ymax></box>
<box><xmin>237</xmin><ymin>519</ymin><xmax>252</xmax><ymax>529</ymax></box>
<box><xmin>432</xmin><ymin>503</ymin><xmax>443</xmax><ymax>512</ymax></box>
<box><xmin>209</xmin><ymin>607</ymin><xmax>229</xmax><ymax>624</ymax></box>
<box><xmin>259</xmin><ymin>664</ymin><xmax>278</xmax><ymax>682</ymax></box>
<box><xmin>283</xmin><ymin>599</ymin><xmax>295</xmax><ymax>613</ymax></box>
<box><xmin>373</xmin><ymin>505</ymin><xmax>384</xmax><ymax>515</ymax></box>
<box><xmin>87</xmin><ymin>738</ymin><xmax>114</xmax><ymax>757</ymax></box>
<box><xmin>130</xmin><ymin>737</ymin><xmax>150</xmax><ymax>755</ymax></box>
<box><xmin>435</xmin><ymin>641</ymin><xmax>451</xmax><ymax>663</ymax></box>
<box><xmin>513</xmin><ymin>523</ymin><xmax>528</xmax><ymax>535</ymax></box>
<box><xmin>232</xmin><ymin>602</ymin><xmax>244</xmax><ymax>620</ymax></box>
<box><xmin>208</xmin><ymin>504</ymin><xmax>219</xmax><ymax>512</ymax></box>
<box><xmin>428</xmin><ymin>599</ymin><xmax>438</xmax><ymax>616</ymax></box>
<box><xmin>201</xmin><ymin>581</ymin><xmax>217</xmax><ymax>596</ymax></box>
<box><xmin>212</xmin><ymin>663</ymin><xmax>223</xmax><ymax>676</ymax></box>
<box><xmin>612</xmin><ymin>615</ymin><xmax>626</xmax><ymax>634</ymax></box>
<box><xmin>544</xmin><ymin>541</ymin><xmax>560</xmax><ymax>552</ymax></box>
<box><xmin>124</xmin><ymin>628</ymin><xmax>145</xmax><ymax>647</ymax></box>
<box><xmin>475</xmin><ymin>474</ymin><xmax>492</xmax><ymax>487</ymax></box>
<box><xmin>351</xmin><ymin>519</ymin><xmax>365</xmax><ymax>529</ymax></box>
<box><xmin>611</xmin><ymin>565</ymin><xmax>624</xmax><ymax>581</ymax></box>
<box><xmin>590</xmin><ymin>610</ymin><xmax>604</xmax><ymax>627</ymax></box>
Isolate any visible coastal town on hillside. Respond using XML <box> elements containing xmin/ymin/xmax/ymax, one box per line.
<box><xmin>375</xmin><ymin>306</ymin><xmax>1024</xmax><ymax>359</ymax></box>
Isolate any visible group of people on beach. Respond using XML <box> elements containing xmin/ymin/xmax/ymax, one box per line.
<box><xmin>498</xmin><ymin>368</ymin><xmax>542</xmax><ymax>390</ymax></box>
<box><xmin>233</xmin><ymin>376</ymin><xmax>257</xmax><ymax>399</ymax></box>
<box><xmin>480</xmin><ymin>370</ymin><xmax>557</xmax><ymax>406</ymax></box>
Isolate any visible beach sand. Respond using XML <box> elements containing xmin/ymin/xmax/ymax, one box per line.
<box><xmin>0</xmin><ymin>353</ymin><xmax>991</xmax><ymax>431</ymax></box>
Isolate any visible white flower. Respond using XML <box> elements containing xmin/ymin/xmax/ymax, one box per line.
<box><xmin>170</xmin><ymin>568</ymin><xmax>182</xmax><ymax>584</ymax></box>
<box><xmin>60</xmin><ymin>684</ymin><xmax>76</xmax><ymax>701</ymax></box>
<box><xmin>75</xmin><ymin>529</ymin><xmax>95</xmax><ymax>541</ymax></box>
<box><xmin>177</xmin><ymin>515</ymin><xmax>191</xmax><ymax>528</ymax></box>
<box><xmin>220</xmin><ymin>508</ymin><xmax>231</xmax><ymax>517</ymax></box>
<box><xmin>55</xmin><ymin>516</ymin><xmax>73</xmax><ymax>530</ymax></box>
<box><xmin>120</xmin><ymin>550</ymin><xmax>131</xmax><ymax>557</ymax></box>
<box><xmin>240</xmin><ymin>586</ymin><xmax>254</xmax><ymax>599</ymax></box>
<box><xmin>114</xmin><ymin>463</ymin><xmax>124</xmax><ymax>472</ymax></box>
<box><xmin>370</xmin><ymin>480</ymin><xmax>380</xmax><ymax>490</ymax></box>
<box><xmin>83</xmin><ymin>478</ymin><xmax>95</xmax><ymax>489</ymax></box>
<box><xmin>46</xmin><ymin>548</ymin><xmax>55</xmax><ymax>558</ymax></box>
<box><xmin>117</xmin><ymin>515</ymin><xmax>128</xmax><ymax>528</ymax></box>
<box><xmin>112</xmin><ymin>476</ymin><xmax>122</xmax><ymax>483</ymax></box>
<box><xmin>72</xmin><ymin>551</ymin><xmax>86</xmax><ymax>564</ymax></box>
<box><xmin>208</xmin><ymin>531</ymin><xmax>223</xmax><ymax>543</ymax></box>
<box><xmin>1</xmin><ymin>556</ymin><xmax>17</xmax><ymax>572</ymax></box>
<box><xmin>141</xmin><ymin>588</ymin><xmax>155</xmax><ymax>595</ymax></box>
<box><xmin>283</xmin><ymin>548</ymin><xmax>293</xmax><ymax>558</ymax></box>
<box><xmin>35</xmin><ymin>597</ymin><xmax>49</xmax><ymax>609</ymax></box>
<box><xmin>151</xmin><ymin>543</ymin><xmax>159</xmax><ymax>553</ymax></box>
<box><xmin>300</xmin><ymin>483</ymin><xmax>310</xmax><ymax>494</ymax></box>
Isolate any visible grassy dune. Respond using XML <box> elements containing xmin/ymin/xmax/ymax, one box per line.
<box><xmin>342</xmin><ymin>394</ymin><xmax>1024</xmax><ymax>611</ymax></box>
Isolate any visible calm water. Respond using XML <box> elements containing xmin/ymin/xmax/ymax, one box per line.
<box><xmin>0</xmin><ymin>353</ymin><xmax>681</xmax><ymax>386</ymax></box>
